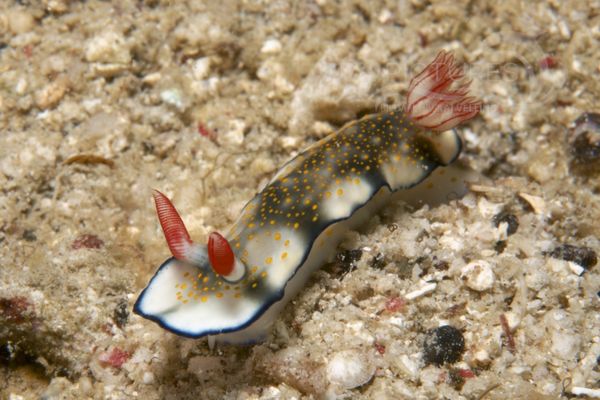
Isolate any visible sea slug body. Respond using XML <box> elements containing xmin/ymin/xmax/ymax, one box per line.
<box><xmin>134</xmin><ymin>51</ymin><xmax>482</xmax><ymax>345</ymax></box>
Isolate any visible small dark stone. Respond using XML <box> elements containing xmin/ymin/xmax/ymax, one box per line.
<box><xmin>494</xmin><ymin>240</ymin><xmax>507</xmax><ymax>253</ymax></box>
<box><xmin>549</xmin><ymin>244</ymin><xmax>597</xmax><ymax>269</ymax></box>
<box><xmin>22</xmin><ymin>229</ymin><xmax>37</xmax><ymax>242</ymax></box>
<box><xmin>336</xmin><ymin>249</ymin><xmax>363</xmax><ymax>270</ymax></box>
<box><xmin>0</xmin><ymin>342</ymin><xmax>17</xmax><ymax>364</ymax></box>
<box><xmin>423</xmin><ymin>325</ymin><xmax>465</xmax><ymax>366</ymax></box>
<box><xmin>142</xmin><ymin>141</ymin><xmax>155</xmax><ymax>155</ymax></box>
<box><xmin>492</xmin><ymin>212</ymin><xmax>519</xmax><ymax>235</ymax></box>
<box><xmin>370</xmin><ymin>253</ymin><xmax>386</xmax><ymax>269</ymax></box>
<box><xmin>448</xmin><ymin>368</ymin><xmax>469</xmax><ymax>391</ymax></box>
<box><xmin>569</xmin><ymin>113</ymin><xmax>600</xmax><ymax>176</ymax></box>
<box><xmin>557</xmin><ymin>294</ymin><xmax>570</xmax><ymax>309</ymax></box>
<box><xmin>433</xmin><ymin>260</ymin><xmax>449</xmax><ymax>270</ymax></box>
<box><xmin>113</xmin><ymin>299</ymin><xmax>129</xmax><ymax>329</ymax></box>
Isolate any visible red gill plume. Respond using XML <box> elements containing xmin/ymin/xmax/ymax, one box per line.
<box><xmin>406</xmin><ymin>50</ymin><xmax>482</xmax><ymax>132</ymax></box>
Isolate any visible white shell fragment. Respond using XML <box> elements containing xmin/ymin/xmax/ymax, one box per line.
<box><xmin>460</xmin><ymin>260</ymin><xmax>495</xmax><ymax>291</ymax></box>
<box><xmin>571</xmin><ymin>387</ymin><xmax>600</xmax><ymax>398</ymax></box>
<box><xmin>326</xmin><ymin>350</ymin><xmax>375</xmax><ymax>390</ymax></box>
<box><xmin>405</xmin><ymin>282</ymin><xmax>437</xmax><ymax>300</ymax></box>
<box><xmin>567</xmin><ymin>261</ymin><xmax>585</xmax><ymax>276</ymax></box>
<box><xmin>261</xmin><ymin>38</ymin><xmax>282</xmax><ymax>54</ymax></box>
<box><xmin>518</xmin><ymin>192</ymin><xmax>547</xmax><ymax>215</ymax></box>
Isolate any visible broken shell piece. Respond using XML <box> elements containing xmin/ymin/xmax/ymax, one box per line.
<box><xmin>405</xmin><ymin>282</ymin><xmax>437</xmax><ymax>300</ymax></box>
<box><xmin>518</xmin><ymin>192</ymin><xmax>546</xmax><ymax>215</ymax></box>
<box><xmin>326</xmin><ymin>349</ymin><xmax>375</xmax><ymax>390</ymax></box>
<box><xmin>461</xmin><ymin>260</ymin><xmax>495</xmax><ymax>291</ymax></box>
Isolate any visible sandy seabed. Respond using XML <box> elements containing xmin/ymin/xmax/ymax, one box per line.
<box><xmin>1</xmin><ymin>1</ymin><xmax>599</xmax><ymax>399</ymax></box>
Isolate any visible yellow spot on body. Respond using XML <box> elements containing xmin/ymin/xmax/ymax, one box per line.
<box><xmin>251</xmin><ymin>266</ymin><xmax>258</xmax><ymax>273</ymax></box>
<box><xmin>281</xmin><ymin>252</ymin><xmax>288</xmax><ymax>260</ymax></box>
<box><xmin>325</xmin><ymin>191</ymin><xmax>332</xmax><ymax>198</ymax></box>
<box><xmin>284</xmin><ymin>240</ymin><xmax>290</xmax><ymax>246</ymax></box>
<box><xmin>216</xmin><ymin>292</ymin><xmax>223</xmax><ymax>298</ymax></box>
<box><xmin>183</xmin><ymin>272</ymin><xmax>190</xmax><ymax>277</ymax></box>
<box><xmin>270</xmin><ymin>220</ymin><xmax>275</xmax><ymax>225</ymax></box>
<box><xmin>337</xmin><ymin>188</ymin><xmax>344</xmax><ymax>196</ymax></box>
<box><xmin>234</xmin><ymin>293</ymin><xmax>241</xmax><ymax>298</ymax></box>
<box><xmin>201</xmin><ymin>296</ymin><xmax>208</xmax><ymax>302</ymax></box>
<box><xmin>265</xmin><ymin>256</ymin><xmax>273</xmax><ymax>265</ymax></box>
<box><xmin>293</xmin><ymin>222</ymin><xmax>300</xmax><ymax>229</ymax></box>
<box><xmin>274</xmin><ymin>232</ymin><xmax>281</xmax><ymax>240</ymax></box>
<box><xmin>181</xmin><ymin>283</ymin><xmax>187</xmax><ymax>290</ymax></box>
<box><xmin>203</xmin><ymin>277</ymin><xmax>209</xmax><ymax>283</ymax></box>
<box><xmin>251</xmin><ymin>282</ymin><xmax>258</xmax><ymax>288</ymax></box>
<box><xmin>188</xmin><ymin>291</ymin><xmax>194</xmax><ymax>298</ymax></box>
<box><xmin>312</xmin><ymin>204</ymin><xmax>318</xmax><ymax>210</ymax></box>
<box><xmin>261</xmin><ymin>271</ymin><xmax>268</xmax><ymax>278</ymax></box>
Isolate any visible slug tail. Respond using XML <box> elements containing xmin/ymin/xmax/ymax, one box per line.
<box><xmin>406</xmin><ymin>50</ymin><xmax>482</xmax><ymax>132</ymax></box>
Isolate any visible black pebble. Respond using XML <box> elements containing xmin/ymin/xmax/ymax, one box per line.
<box><xmin>492</xmin><ymin>212</ymin><xmax>519</xmax><ymax>236</ymax></box>
<box><xmin>336</xmin><ymin>249</ymin><xmax>363</xmax><ymax>270</ymax></box>
<box><xmin>0</xmin><ymin>342</ymin><xmax>17</xmax><ymax>364</ymax></box>
<box><xmin>423</xmin><ymin>325</ymin><xmax>465</xmax><ymax>366</ymax></box>
<box><xmin>494</xmin><ymin>240</ymin><xmax>507</xmax><ymax>253</ymax></box>
<box><xmin>22</xmin><ymin>229</ymin><xmax>37</xmax><ymax>242</ymax></box>
<box><xmin>370</xmin><ymin>253</ymin><xmax>386</xmax><ymax>269</ymax></box>
<box><xmin>114</xmin><ymin>299</ymin><xmax>129</xmax><ymax>328</ymax></box>
<box><xmin>569</xmin><ymin>113</ymin><xmax>600</xmax><ymax>175</ymax></box>
<box><xmin>549</xmin><ymin>244</ymin><xmax>597</xmax><ymax>269</ymax></box>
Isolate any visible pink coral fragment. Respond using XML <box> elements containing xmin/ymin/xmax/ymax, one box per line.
<box><xmin>99</xmin><ymin>347</ymin><xmax>131</xmax><ymax>369</ymax></box>
<box><xmin>72</xmin><ymin>234</ymin><xmax>104</xmax><ymax>250</ymax></box>
<box><xmin>405</xmin><ymin>50</ymin><xmax>482</xmax><ymax>132</ymax></box>
<box><xmin>384</xmin><ymin>296</ymin><xmax>406</xmax><ymax>313</ymax></box>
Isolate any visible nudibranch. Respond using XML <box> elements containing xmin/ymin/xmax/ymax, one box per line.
<box><xmin>134</xmin><ymin>51</ymin><xmax>482</xmax><ymax>345</ymax></box>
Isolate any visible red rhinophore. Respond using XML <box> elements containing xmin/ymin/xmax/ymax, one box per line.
<box><xmin>406</xmin><ymin>50</ymin><xmax>482</xmax><ymax>132</ymax></box>
<box><xmin>207</xmin><ymin>232</ymin><xmax>235</xmax><ymax>276</ymax></box>
<box><xmin>152</xmin><ymin>190</ymin><xmax>193</xmax><ymax>261</ymax></box>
